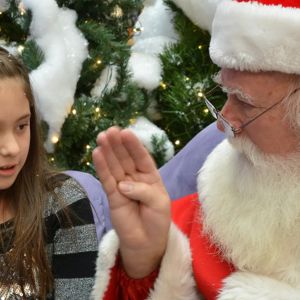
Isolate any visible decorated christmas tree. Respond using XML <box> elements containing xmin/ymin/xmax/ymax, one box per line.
<box><xmin>0</xmin><ymin>0</ymin><xmax>225</xmax><ymax>174</ymax></box>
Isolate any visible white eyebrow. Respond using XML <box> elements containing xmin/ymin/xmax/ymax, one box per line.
<box><xmin>212</xmin><ymin>71</ymin><xmax>255</xmax><ymax>105</ymax></box>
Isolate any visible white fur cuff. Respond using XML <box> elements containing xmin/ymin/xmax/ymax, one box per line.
<box><xmin>217</xmin><ymin>271</ymin><xmax>300</xmax><ymax>300</ymax></box>
<box><xmin>91</xmin><ymin>223</ymin><xmax>199</xmax><ymax>300</ymax></box>
<box><xmin>147</xmin><ymin>222</ymin><xmax>198</xmax><ymax>300</ymax></box>
<box><xmin>90</xmin><ymin>230</ymin><xmax>119</xmax><ymax>300</ymax></box>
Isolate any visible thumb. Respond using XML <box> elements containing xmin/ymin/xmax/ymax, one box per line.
<box><xmin>118</xmin><ymin>181</ymin><xmax>167</xmax><ymax>207</ymax></box>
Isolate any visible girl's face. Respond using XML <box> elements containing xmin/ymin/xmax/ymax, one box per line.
<box><xmin>0</xmin><ymin>78</ymin><xmax>31</xmax><ymax>190</ymax></box>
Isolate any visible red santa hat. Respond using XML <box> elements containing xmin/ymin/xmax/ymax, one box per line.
<box><xmin>209</xmin><ymin>0</ymin><xmax>300</xmax><ymax>74</ymax></box>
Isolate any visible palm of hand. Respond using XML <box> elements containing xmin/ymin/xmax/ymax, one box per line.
<box><xmin>92</xmin><ymin>127</ymin><xmax>171</xmax><ymax>277</ymax></box>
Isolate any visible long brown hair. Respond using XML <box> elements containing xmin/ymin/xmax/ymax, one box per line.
<box><xmin>0</xmin><ymin>47</ymin><xmax>55</xmax><ymax>298</ymax></box>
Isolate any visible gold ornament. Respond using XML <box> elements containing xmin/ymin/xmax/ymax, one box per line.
<box><xmin>111</xmin><ymin>5</ymin><xmax>123</xmax><ymax>18</ymax></box>
<box><xmin>127</xmin><ymin>38</ymin><xmax>135</xmax><ymax>46</ymax></box>
<box><xmin>160</xmin><ymin>81</ymin><xmax>167</xmax><ymax>90</ymax></box>
<box><xmin>129</xmin><ymin>118</ymin><xmax>137</xmax><ymax>125</ymax></box>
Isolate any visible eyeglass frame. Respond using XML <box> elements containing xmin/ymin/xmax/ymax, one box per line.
<box><xmin>202</xmin><ymin>85</ymin><xmax>300</xmax><ymax>138</ymax></box>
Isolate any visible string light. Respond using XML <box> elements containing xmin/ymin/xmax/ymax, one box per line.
<box><xmin>50</xmin><ymin>157</ymin><xmax>55</xmax><ymax>162</ymax></box>
<box><xmin>175</xmin><ymin>140</ymin><xmax>181</xmax><ymax>146</ymax></box>
<box><xmin>18</xmin><ymin>1</ymin><xmax>26</xmax><ymax>15</ymax></box>
<box><xmin>95</xmin><ymin>107</ymin><xmax>100</xmax><ymax>113</ymax></box>
<box><xmin>203</xmin><ymin>108</ymin><xmax>209</xmax><ymax>114</ymax></box>
<box><xmin>51</xmin><ymin>135</ymin><xmax>59</xmax><ymax>144</ymax></box>
<box><xmin>96</xmin><ymin>59</ymin><xmax>102</xmax><ymax>65</ymax></box>
<box><xmin>17</xmin><ymin>45</ymin><xmax>25</xmax><ymax>53</ymax></box>
<box><xmin>72</xmin><ymin>109</ymin><xmax>77</xmax><ymax>115</ymax></box>
<box><xmin>86</xmin><ymin>145</ymin><xmax>91</xmax><ymax>150</ymax></box>
<box><xmin>86</xmin><ymin>162</ymin><xmax>91</xmax><ymax>166</ymax></box>
<box><xmin>198</xmin><ymin>45</ymin><xmax>203</xmax><ymax>50</ymax></box>
<box><xmin>197</xmin><ymin>91</ymin><xmax>204</xmax><ymax>98</ymax></box>
<box><xmin>160</xmin><ymin>81</ymin><xmax>167</xmax><ymax>90</ymax></box>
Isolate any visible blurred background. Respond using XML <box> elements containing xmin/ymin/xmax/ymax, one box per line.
<box><xmin>0</xmin><ymin>0</ymin><xmax>225</xmax><ymax>174</ymax></box>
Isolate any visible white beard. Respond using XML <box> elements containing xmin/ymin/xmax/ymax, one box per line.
<box><xmin>197</xmin><ymin>137</ymin><xmax>300</xmax><ymax>287</ymax></box>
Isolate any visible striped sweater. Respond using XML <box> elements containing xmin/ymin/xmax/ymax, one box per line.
<box><xmin>0</xmin><ymin>175</ymin><xmax>99</xmax><ymax>299</ymax></box>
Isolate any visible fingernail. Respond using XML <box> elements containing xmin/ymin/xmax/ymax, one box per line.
<box><xmin>119</xmin><ymin>181</ymin><xmax>133</xmax><ymax>193</ymax></box>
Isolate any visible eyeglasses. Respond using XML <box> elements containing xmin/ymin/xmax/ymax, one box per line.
<box><xmin>203</xmin><ymin>86</ymin><xmax>300</xmax><ymax>138</ymax></box>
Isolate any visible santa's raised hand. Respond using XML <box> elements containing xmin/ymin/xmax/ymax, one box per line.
<box><xmin>92</xmin><ymin>126</ymin><xmax>171</xmax><ymax>278</ymax></box>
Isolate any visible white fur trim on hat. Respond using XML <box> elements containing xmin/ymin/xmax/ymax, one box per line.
<box><xmin>210</xmin><ymin>0</ymin><xmax>300</xmax><ymax>74</ymax></box>
<box><xmin>171</xmin><ymin>0</ymin><xmax>222</xmax><ymax>32</ymax></box>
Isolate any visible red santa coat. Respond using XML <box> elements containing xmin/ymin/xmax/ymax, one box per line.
<box><xmin>170</xmin><ymin>193</ymin><xmax>234</xmax><ymax>299</ymax></box>
<box><xmin>91</xmin><ymin>140</ymin><xmax>300</xmax><ymax>300</ymax></box>
<box><xmin>91</xmin><ymin>193</ymin><xmax>234</xmax><ymax>300</ymax></box>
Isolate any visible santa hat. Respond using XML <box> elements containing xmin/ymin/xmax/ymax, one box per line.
<box><xmin>209</xmin><ymin>0</ymin><xmax>300</xmax><ymax>74</ymax></box>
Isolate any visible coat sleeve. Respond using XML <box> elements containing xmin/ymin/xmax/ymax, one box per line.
<box><xmin>91</xmin><ymin>222</ymin><xmax>199</xmax><ymax>300</ymax></box>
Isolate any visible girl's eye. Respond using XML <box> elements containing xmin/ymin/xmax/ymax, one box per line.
<box><xmin>17</xmin><ymin>123</ymin><xmax>29</xmax><ymax>131</ymax></box>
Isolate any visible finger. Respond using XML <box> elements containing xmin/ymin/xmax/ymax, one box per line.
<box><xmin>92</xmin><ymin>146</ymin><xmax>117</xmax><ymax>196</ymax></box>
<box><xmin>120</xmin><ymin>129</ymin><xmax>158</xmax><ymax>174</ymax></box>
<box><xmin>92</xmin><ymin>147</ymin><xmax>130</xmax><ymax>209</ymax></box>
<box><xmin>97</xmin><ymin>131</ymin><xmax>126</xmax><ymax>182</ymax></box>
<box><xmin>106</xmin><ymin>127</ymin><xmax>136</xmax><ymax>175</ymax></box>
<box><xmin>118</xmin><ymin>180</ymin><xmax>170</xmax><ymax>211</ymax></box>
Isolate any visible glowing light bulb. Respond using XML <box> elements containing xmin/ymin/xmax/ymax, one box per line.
<box><xmin>197</xmin><ymin>91</ymin><xmax>204</xmax><ymax>98</ymax></box>
<box><xmin>51</xmin><ymin>135</ymin><xmax>59</xmax><ymax>144</ymax></box>
<box><xmin>18</xmin><ymin>45</ymin><xmax>25</xmax><ymax>53</ymax></box>
<box><xmin>160</xmin><ymin>82</ymin><xmax>167</xmax><ymax>90</ymax></box>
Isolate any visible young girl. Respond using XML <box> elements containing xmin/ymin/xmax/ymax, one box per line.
<box><xmin>0</xmin><ymin>47</ymin><xmax>99</xmax><ymax>299</ymax></box>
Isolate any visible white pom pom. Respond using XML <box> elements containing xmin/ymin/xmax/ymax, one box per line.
<box><xmin>128</xmin><ymin>117</ymin><xmax>174</xmax><ymax>161</ymax></box>
<box><xmin>135</xmin><ymin>0</ymin><xmax>178</xmax><ymax>42</ymax></box>
<box><xmin>132</xmin><ymin>36</ymin><xmax>176</xmax><ymax>56</ymax></box>
<box><xmin>128</xmin><ymin>52</ymin><xmax>162</xmax><ymax>91</ymax></box>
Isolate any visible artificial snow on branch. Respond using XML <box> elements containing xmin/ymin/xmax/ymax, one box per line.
<box><xmin>128</xmin><ymin>0</ymin><xmax>178</xmax><ymax>91</ymax></box>
<box><xmin>23</xmin><ymin>0</ymin><xmax>88</xmax><ymax>152</ymax></box>
<box><xmin>128</xmin><ymin>116</ymin><xmax>174</xmax><ymax>162</ymax></box>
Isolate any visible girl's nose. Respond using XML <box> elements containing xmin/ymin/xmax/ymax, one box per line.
<box><xmin>0</xmin><ymin>133</ymin><xmax>20</xmax><ymax>157</ymax></box>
